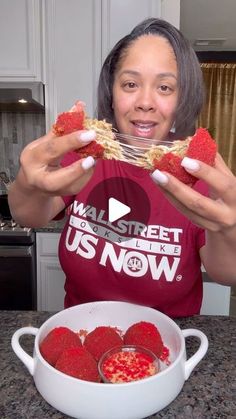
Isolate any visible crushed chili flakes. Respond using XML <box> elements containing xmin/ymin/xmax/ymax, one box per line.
<box><xmin>102</xmin><ymin>350</ymin><xmax>159</xmax><ymax>383</ymax></box>
<box><xmin>159</xmin><ymin>345</ymin><xmax>171</xmax><ymax>365</ymax></box>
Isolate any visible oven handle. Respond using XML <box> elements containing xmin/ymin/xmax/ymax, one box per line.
<box><xmin>0</xmin><ymin>245</ymin><xmax>33</xmax><ymax>257</ymax></box>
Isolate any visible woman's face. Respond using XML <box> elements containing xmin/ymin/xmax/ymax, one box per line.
<box><xmin>112</xmin><ymin>35</ymin><xmax>178</xmax><ymax>142</ymax></box>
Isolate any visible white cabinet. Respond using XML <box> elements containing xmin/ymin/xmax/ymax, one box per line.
<box><xmin>36</xmin><ymin>232</ymin><xmax>65</xmax><ymax>311</ymax></box>
<box><xmin>101</xmin><ymin>0</ymin><xmax>180</xmax><ymax>60</ymax></box>
<box><xmin>44</xmin><ymin>0</ymin><xmax>102</xmax><ymax>130</ymax></box>
<box><xmin>200</xmin><ymin>266</ymin><xmax>231</xmax><ymax>315</ymax></box>
<box><xmin>43</xmin><ymin>0</ymin><xmax>180</xmax><ymax>130</ymax></box>
<box><xmin>0</xmin><ymin>0</ymin><xmax>43</xmax><ymax>81</ymax></box>
<box><xmin>201</xmin><ymin>282</ymin><xmax>231</xmax><ymax>316</ymax></box>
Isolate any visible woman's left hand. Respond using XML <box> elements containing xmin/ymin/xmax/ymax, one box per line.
<box><xmin>151</xmin><ymin>153</ymin><xmax>236</xmax><ymax>233</ymax></box>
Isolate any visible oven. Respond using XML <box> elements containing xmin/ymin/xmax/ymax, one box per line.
<box><xmin>0</xmin><ymin>212</ymin><xmax>37</xmax><ymax>310</ymax></box>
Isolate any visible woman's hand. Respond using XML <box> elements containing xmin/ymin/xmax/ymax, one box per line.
<box><xmin>151</xmin><ymin>153</ymin><xmax>236</xmax><ymax>284</ymax></box>
<box><xmin>19</xmin><ymin>128</ymin><xmax>96</xmax><ymax>196</ymax></box>
<box><xmin>8</xmin><ymin>129</ymin><xmax>96</xmax><ymax>227</ymax></box>
<box><xmin>151</xmin><ymin>153</ymin><xmax>236</xmax><ymax>232</ymax></box>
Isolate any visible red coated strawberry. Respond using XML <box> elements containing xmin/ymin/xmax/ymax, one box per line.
<box><xmin>153</xmin><ymin>152</ymin><xmax>195</xmax><ymax>185</ymax></box>
<box><xmin>53</xmin><ymin>101</ymin><xmax>85</xmax><ymax>136</ymax></box>
<box><xmin>55</xmin><ymin>347</ymin><xmax>100</xmax><ymax>382</ymax></box>
<box><xmin>187</xmin><ymin>127</ymin><xmax>217</xmax><ymax>166</ymax></box>
<box><xmin>53</xmin><ymin>111</ymin><xmax>84</xmax><ymax>136</ymax></box>
<box><xmin>124</xmin><ymin>321</ymin><xmax>164</xmax><ymax>358</ymax></box>
<box><xmin>40</xmin><ymin>326</ymin><xmax>82</xmax><ymax>366</ymax></box>
<box><xmin>77</xmin><ymin>141</ymin><xmax>105</xmax><ymax>159</ymax></box>
<box><xmin>153</xmin><ymin>127</ymin><xmax>217</xmax><ymax>185</ymax></box>
<box><xmin>52</xmin><ymin>101</ymin><xmax>106</xmax><ymax>159</ymax></box>
<box><xmin>84</xmin><ymin>326</ymin><xmax>123</xmax><ymax>361</ymax></box>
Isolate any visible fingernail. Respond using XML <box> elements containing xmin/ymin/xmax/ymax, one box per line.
<box><xmin>151</xmin><ymin>169</ymin><xmax>169</xmax><ymax>185</ymax></box>
<box><xmin>181</xmin><ymin>157</ymin><xmax>200</xmax><ymax>172</ymax></box>
<box><xmin>79</xmin><ymin>130</ymin><xmax>96</xmax><ymax>142</ymax></box>
<box><xmin>81</xmin><ymin>156</ymin><xmax>95</xmax><ymax>170</ymax></box>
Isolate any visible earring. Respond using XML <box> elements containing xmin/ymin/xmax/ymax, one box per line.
<box><xmin>170</xmin><ymin>123</ymin><xmax>176</xmax><ymax>133</ymax></box>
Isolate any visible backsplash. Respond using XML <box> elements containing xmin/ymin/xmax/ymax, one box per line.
<box><xmin>0</xmin><ymin>112</ymin><xmax>46</xmax><ymax>192</ymax></box>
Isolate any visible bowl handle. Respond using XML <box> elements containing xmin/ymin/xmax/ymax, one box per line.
<box><xmin>182</xmin><ymin>328</ymin><xmax>208</xmax><ymax>380</ymax></box>
<box><xmin>11</xmin><ymin>327</ymin><xmax>39</xmax><ymax>376</ymax></box>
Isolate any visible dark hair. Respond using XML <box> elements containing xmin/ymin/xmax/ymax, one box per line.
<box><xmin>97</xmin><ymin>17</ymin><xmax>204</xmax><ymax>138</ymax></box>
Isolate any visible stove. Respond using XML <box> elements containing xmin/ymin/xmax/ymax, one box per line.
<box><xmin>0</xmin><ymin>217</ymin><xmax>34</xmax><ymax>244</ymax></box>
<box><xmin>0</xmin><ymin>216</ymin><xmax>36</xmax><ymax>310</ymax></box>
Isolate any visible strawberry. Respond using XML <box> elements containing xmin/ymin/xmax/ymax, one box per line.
<box><xmin>77</xmin><ymin>141</ymin><xmax>105</xmax><ymax>159</ymax></box>
<box><xmin>153</xmin><ymin>153</ymin><xmax>195</xmax><ymax>185</ymax></box>
<box><xmin>53</xmin><ymin>111</ymin><xmax>85</xmax><ymax>136</ymax></box>
<box><xmin>187</xmin><ymin>127</ymin><xmax>217</xmax><ymax>166</ymax></box>
<box><xmin>124</xmin><ymin>321</ymin><xmax>164</xmax><ymax>358</ymax></box>
<box><xmin>153</xmin><ymin>128</ymin><xmax>217</xmax><ymax>185</ymax></box>
<box><xmin>53</xmin><ymin>101</ymin><xmax>85</xmax><ymax>136</ymax></box>
<box><xmin>84</xmin><ymin>326</ymin><xmax>123</xmax><ymax>361</ymax></box>
<box><xmin>52</xmin><ymin>101</ymin><xmax>106</xmax><ymax>159</ymax></box>
<box><xmin>55</xmin><ymin>347</ymin><xmax>100</xmax><ymax>382</ymax></box>
<box><xmin>39</xmin><ymin>326</ymin><xmax>82</xmax><ymax>366</ymax></box>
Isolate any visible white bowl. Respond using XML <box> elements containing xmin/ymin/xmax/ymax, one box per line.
<box><xmin>11</xmin><ymin>301</ymin><xmax>208</xmax><ymax>419</ymax></box>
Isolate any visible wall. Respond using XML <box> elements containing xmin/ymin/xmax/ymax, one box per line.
<box><xmin>0</xmin><ymin>112</ymin><xmax>45</xmax><ymax>191</ymax></box>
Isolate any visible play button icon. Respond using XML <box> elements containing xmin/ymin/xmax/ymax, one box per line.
<box><xmin>86</xmin><ymin>176</ymin><xmax>150</xmax><ymax>243</ymax></box>
<box><xmin>108</xmin><ymin>197</ymin><xmax>131</xmax><ymax>223</ymax></box>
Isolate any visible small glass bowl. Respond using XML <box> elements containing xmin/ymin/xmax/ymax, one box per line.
<box><xmin>98</xmin><ymin>345</ymin><xmax>160</xmax><ymax>384</ymax></box>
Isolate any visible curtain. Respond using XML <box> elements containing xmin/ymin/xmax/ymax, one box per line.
<box><xmin>198</xmin><ymin>63</ymin><xmax>236</xmax><ymax>175</ymax></box>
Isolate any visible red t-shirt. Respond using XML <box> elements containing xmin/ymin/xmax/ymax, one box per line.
<box><xmin>59</xmin><ymin>154</ymin><xmax>207</xmax><ymax>318</ymax></box>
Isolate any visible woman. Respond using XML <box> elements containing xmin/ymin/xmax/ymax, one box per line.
<box><xmin>8</xmin><ymin>18</ymin><xmax>236</xmax><ymax>317</ymax></box>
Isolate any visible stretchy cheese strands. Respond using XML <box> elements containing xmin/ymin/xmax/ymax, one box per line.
<box><xmin>134</xmin><ymin>138</ymin><xmax>191</xmax><ymax>170</ymax></box>
<box><xmin>53</xmin><ymin>102</ymin><xmax>217</xmax><ymax>185</ymax></box>
<box><xmin>83</xmin><ymin>117</ymin><xmax>124</xmax><ymax>161</ymax></box>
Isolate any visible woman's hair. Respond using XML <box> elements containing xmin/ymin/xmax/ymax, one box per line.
<box><xmin>97</xmin><ymin>17</ymin><xmax>204</xmax><ymax>138</ymax></box>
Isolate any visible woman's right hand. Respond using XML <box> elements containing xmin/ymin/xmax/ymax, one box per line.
<box><xmin>8</xmin><ymin>129</ymin><xmax>96</xmax><ymax>226</ymax></box>
<box><xmin>19</xmin><ymin>128</ymin><xmax>96</xmax><ymax>196</ymax></box>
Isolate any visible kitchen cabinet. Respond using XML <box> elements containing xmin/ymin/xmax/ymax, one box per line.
<box><xmin>201</xmin><ymin>277</ymin><xmax>231</xmax><ymax>316</ymax></box>
<box><xmin>43</xmin><ymin>0</ymin><xmax>180</xmax><ymax>130</ymax></box>
<box><xmin>101</xmin><ymin>0</ymin><xmax>180</xmax><ymax>60</ymax></box>
<box><xmin>44</xmin><ymin>0</ymin><xmax>102</xmax><ymax>130</ymax></box>
<box><xmin>36</xmin><ymin>232</ymin><xmax>65</xmax><ymax>311</ymax></box>
<box><xmin>0</xmin><ymin>0</ymin><xmax>43</xmax><ymax>81</ymax></box>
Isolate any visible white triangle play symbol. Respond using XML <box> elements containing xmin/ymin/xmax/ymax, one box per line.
<box><xmin>108</xmin><ymin>197</ymin><xmax>131</xmax><ymax>223</ymax></box>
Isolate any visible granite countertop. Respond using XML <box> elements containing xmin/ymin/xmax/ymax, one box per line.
<box><xmin>34</xmin><ymin>218</ymin><xmax>66</xmax><ymax>233</ymax></box>
<box><xmin>1</xmin><ymin>311</ymin><xmax>235</xmax><ymax>419</ymax></box>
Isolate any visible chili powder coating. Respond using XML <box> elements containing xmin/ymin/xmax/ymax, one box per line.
<box><xmin>102</xmin><ymin>350</ymin><xmax>158</xmax><ymax>383</ymax></box>
<box><xmin>124</xmin><ymin>321</ymin><xmax>164</xmax><ymax>358</ymax></box>
<box><xmin>39</xmin><ymin>326</ymin><xmax>82</xmax><ymax>366</ymax></box>
<box><xmin>76</xmin><ymin>141</ymin><xmax>105</xmax><ymax>159</ymax></box>
<box><xmin>152</xmin><ymin>127</ymin><xmax>217</xmax><ymax>185</ymax></box>
<box><xmin>55</xmin><ymin>347</ymin><xmax>100</xmax><ymax>382</ymax></box>
<box><xmin>52</xmin><ymin>101</ymin><xmax>85</xmax><ymax>136</ymax></box>
<box><xmin>84</xmin><ymin>326</ymin><xmax>123</xmax><ymax>361</ymax></box>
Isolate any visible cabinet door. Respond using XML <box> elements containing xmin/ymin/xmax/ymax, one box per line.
<box><xmin>37</xmin><ymin>257</ymin><xmax>65</xmax><ymax>311</ymax></box>
<box><xmin>101</xmin><ymin>0</ymin><xmax>180</xmax><ymax>60</ymax></box>
<box><xmin>44</xmin><ymin>0</ymin><xmax>102</xmax><ymax>130</ymax></box>
<box><xmin>0</xmin><ymin>0</ymin><xmax>43</xmax><ymax>81</ymax></box>
<box><xmin>201</xmin><ymin>281</ymin><xmax>231</xmax><ymax>316</ymax></box>
<box><xmin>36</xmin><ymin>232</ymin><xmax>65</xmax><ymax>311</ymax></box>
